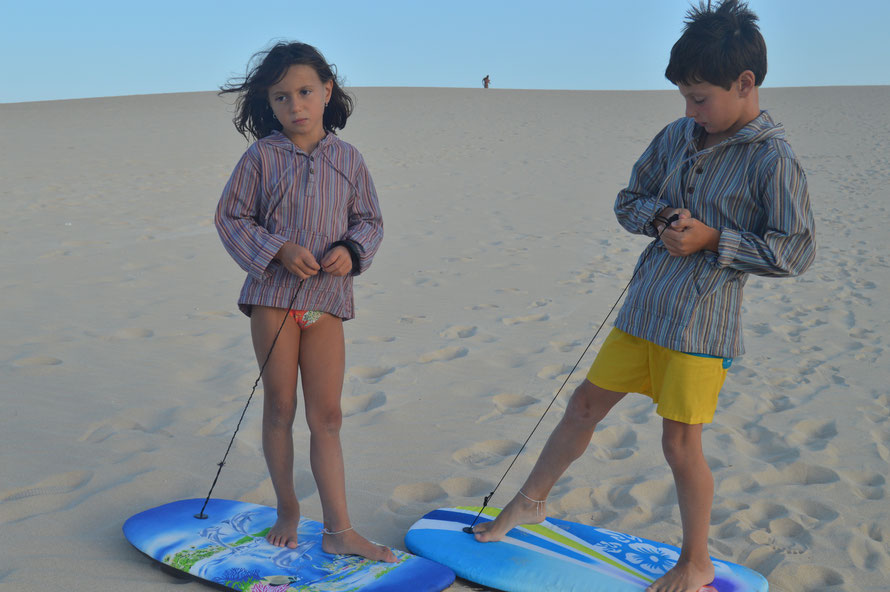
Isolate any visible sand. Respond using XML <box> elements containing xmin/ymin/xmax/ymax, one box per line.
<box><xmin>1</xmin><ymin>85</ymin><xmax>889</xmax><ymax>591</ymax></box>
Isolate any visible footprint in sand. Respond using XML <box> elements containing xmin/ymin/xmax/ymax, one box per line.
<box><xmin>590</xmin><ymin>425</ymin><xmax>637</xmax><ymax>461</ymax></box>
<box><xmin>787</xmin><ymin>418</ymin><xmax>838</xmax><ymax>450</ymax></box>
<box><xmin>537</xmin><ymin>363</ymin><xmax>580</xmax><ymax>381</ymax></box>
<box><xmin>347</xmin><ymin>335</ymin><xmax>396</xmax><ymax>345</ymax></box>
<box><xmin>772</xmin><ymin>565</ymin><xmax>844</xmax><ymax>590</ymax></box>
<box><xmin>418</xmin><ymin>346</ymin><xmax>468</xmax><ymax>363</ymax></box>
<box><xmin>387</xmin><ymin>482</ymin><xmax>448</xmax><ymax>515</ymax></box>
<box><xmin>391</xmin><ymin>482</ymin><xmax>447</xmax><ymax>504</ymax></box>
<box><xmin>440</xmin><ymin>476</ymin><xmax>493</xmax><ymax>498</ymax></box>
<box><xmin>104</xmin><ymin>327</ymin><xmax>154</xmax><ymax>340</ymax></box>
<box><xmin>12</xmin><ymin>356</ymin><xmax>63</xmax><ymax>367</ymax></box>
<box><xmin>439</xmin><ymin>325</ymin><xmax>477</xmax><ymax>339</ymax></box>
<box><xmin>847</xmin><ymin>529</ymin><xmax>890</xmax><ymax>571</ymax></box>
<box><xmin>1</xmin><ymin>470</ymin><xmax>93</xmax><ymax>503</ymax></box>
<box><xmin>342</xmin><ymin>391</ymin><xmax>386</xmax><ymax>417</ymax></box>
<box><xmin>1</xmin><ymin>471</ymin><xmax>93</xmax><ymax>524</ymax></box>
<box><xmin>466</xmin><ymin>303</ymin><xmax>500</xmax><ymax>311</ymax></box>
<box><xmin>187</xmin><ymin>310</ymin><xmax>238</xmax><ymax>320</ymax></box>
<box><xmin>501</xmin><ymin>313</ymin><xmax>549</xmax><ymax>325</ymax></box>
<box><xmin>550</xmin><ymin>338</ymin><xmax>583</xmax><ymax>353</ymax></box>
<box><xmin>398</xmin><ymin>315</ymin><xmax>428</xmax><ymax>325</ymax></box>
<box><xmin>346</xmin><ymin>366</ymin><xmax>395</xmax><ymax>383</ymax></box>
<box><xmin>492</xmin><ymin>393</ymin><xmax>538</xmax><ymax>414</ymax></box>
<box><xmin>841</xmin><ymin>470</ymin><xmax>885</xmax><ymax>500</ymax></box>
<box><xmin>80</xmin><ymin>408</ymin><xmax>176</xmax><ymax>443</ymax></box>
<box><xmin>748</xmin><ymin>517</ymin><xmax>811</xmax><ymax>554</ymax></box>
<box><xmin>753</xmin><ymin>461</ymin><xmax>839</xmax><ymax>488</ymax></box>
<box><xmin>452</xmin><ymin>440</ymin><xmax>522</xmax><ymax>468</ymax></box>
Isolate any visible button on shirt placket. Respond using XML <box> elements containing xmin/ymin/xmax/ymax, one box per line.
<box><xmin>307</xmin><ymin>154</ymin><xmax>316</xmax><ymax>196</ymax></box>
<box><xmin>685</xmin><ymin>158</ymin><xmax>705</xmax><ymax>204</ymax></box>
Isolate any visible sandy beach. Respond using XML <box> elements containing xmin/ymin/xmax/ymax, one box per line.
<box><xmin>1</xmin><ymin>85</ymin><xmax>889</xmax><ymax>591</ymax></box>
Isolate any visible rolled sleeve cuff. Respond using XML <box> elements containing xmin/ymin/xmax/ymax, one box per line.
<box><xmin>717</xmin><ymin>227</ymin><xmax>742</xmax><ymax>268</ymax></box>
<box><xmin>251</xmin><ymin>233</ymin><xmax>288</xmax><ymax>280</ymax></box>
<box><xmin>645</xmin><ymin>200</ymin><xmax>672</xmax><ymax>237</ymax></box>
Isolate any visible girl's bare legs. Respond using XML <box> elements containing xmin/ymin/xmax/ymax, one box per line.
<box><xmin>299</xmin><ymin>314</ymin><xmax>396</xmax><ymax>562</ymax></box>
<box><xmin>646</xmin><ymin>419</ymin><xmax>715</xmax><ymax>592</ymax></box>
<box><xmin>251</xmin><ymin>306</ymin><xmax>302</xmax><ymax>549</ymax></box>
<box><xmin>473</xmin><ymin>380</ymin><xmax>626</xmax><ymax>542</ymax></box>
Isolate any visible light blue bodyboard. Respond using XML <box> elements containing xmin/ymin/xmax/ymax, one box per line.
<box><xmin>405</xmin><ymin>506</ymin><xmax>768</xmax><ymax>592</ymax></box>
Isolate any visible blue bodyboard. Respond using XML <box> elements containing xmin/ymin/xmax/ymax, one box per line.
<box><xmin>124</xmin><ymin>498</ymin><xmax>455</xmax><ymax>592</ymax></box>
<box><xmin>406</xmin><ymin>506</ymin><xmax>768</xmax><ymax>592</ymax></box>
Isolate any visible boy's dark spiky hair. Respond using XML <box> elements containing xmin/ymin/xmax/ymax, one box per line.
<box><xmin>665</xmin><ymin>0</ymin><xmax>767</xmax><ymax>90</ymax></box>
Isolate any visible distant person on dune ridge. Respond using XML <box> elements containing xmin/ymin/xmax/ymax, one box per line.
<box><xmin>483</xmin><ymin>75</ymin><xmax>490</xmax><ymax>88</ymax></box>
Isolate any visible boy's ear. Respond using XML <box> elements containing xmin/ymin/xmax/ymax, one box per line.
<box><xmin>737</xmin><ymin>70</ymin><xmax>756</xmax><ymax>96</ymax></box>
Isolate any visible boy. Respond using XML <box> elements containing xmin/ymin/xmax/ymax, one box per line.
<box><xmin>472</xmin><ymin>2</ymin><xmax>816</xmax><ymax>591</ymax></box>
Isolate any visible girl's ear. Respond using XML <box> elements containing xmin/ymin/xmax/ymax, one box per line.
<box><xmin>324</xmin><ymin>79</ymin><xmax>334</xmax><ymax>104</ymax></box>
<box><xmin>737</xmin><ymin>70</ymin><xmax>756</xmax><ymax>97</ymax></box>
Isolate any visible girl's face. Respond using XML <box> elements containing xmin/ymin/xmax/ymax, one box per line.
<box><xmin>267</xmin><ymin>64</ymin><xmax>333</xmax><ymax>152</ymax></box>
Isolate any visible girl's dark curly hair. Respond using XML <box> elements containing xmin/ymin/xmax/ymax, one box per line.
<box><xmin>220</xmin><ymin>42</ymin><xmax>354</xmax><ymax>141</ymax></box>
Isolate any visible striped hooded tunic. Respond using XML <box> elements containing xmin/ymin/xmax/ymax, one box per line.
<box><xmin>613</xmin><ymin>111</ymin><xmax>816</xmax><ymax>358</ymax></box>
<box><xmin>215</xmin><ymin>131</ymin><xmax>383</xmax><ymax>319</ymax></box>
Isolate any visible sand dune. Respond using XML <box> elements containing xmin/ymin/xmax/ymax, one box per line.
<box><xmin>1</xmin><ymin>85</ymin><xmax>889</xmax><ymax>591</ymax></box>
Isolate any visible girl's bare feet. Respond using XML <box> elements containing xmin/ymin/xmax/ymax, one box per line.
<box><xmin>472</xmin><ymin>491</ymin><xmax>546</xmax><ymax>542</ymax></box>
<box><xmin>322</xmin><ymin>528</ymin><xmax>398</xmax><ymax>563</ymax></box>
<box><xmin>266</xmin><ymin>504</ymin><xmax>300</xmax><ymax>549</ymax></box>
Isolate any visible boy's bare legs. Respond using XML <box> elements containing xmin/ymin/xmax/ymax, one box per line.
<box><xmin>299</xmin><ymin>314</ymin><xmax>397</xmax><ymax>562</ymax></box>
<box><xmin>473</xmin><ymin>380</ymin><xmax>626</xmax><ymax>542</ymax></box>
<box><xmin>252</xmin><ymin>306</ymin><xmax>302</xmax><ymax>549</ymax></box>
<box><xmin>648</xmin><ymin>419</ymin><xmax>715</xmax><ymax>592</ymax></box>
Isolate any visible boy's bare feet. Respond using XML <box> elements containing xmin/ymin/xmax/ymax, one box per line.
<box><xmin>266</xmin><ymin>504</ymin><xmax>300</xmax><ymax>549</ymax></box>
<box><xmin>646</xmin><ymin>557</ymin><xmax>715</xmax><ymax>592</ymax></box>
<box><xmin>472</xmin><ymin>492</ymin><xmax>546</xmax><ymax>542</ymax></box>
<box><xmin>322</xmin><ymin>528</ymin><xmax>398</xmax><ymax>563</ymax></box>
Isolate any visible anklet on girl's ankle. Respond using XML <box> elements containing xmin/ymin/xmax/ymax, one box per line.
<box><xmin>322</xmin><ymin>526</ymin><xmax>354</xmax><ymax>535</ymax></box>
<box><xmin>518</xmin><ymin>490</ymin><xmax>546</xmax><ymax>517</ymax></box>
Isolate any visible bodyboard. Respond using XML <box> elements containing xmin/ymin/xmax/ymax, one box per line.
<box><xmin>123</xmin><ymin>498</ymin><xmax>455</xmax><ymax>592</ymax></box>
<box><xmin>405</xmin><ymin>506</ymin><xmax>768</xmax><ymax>592</ymax></box>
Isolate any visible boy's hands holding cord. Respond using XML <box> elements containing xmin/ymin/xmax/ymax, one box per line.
<box><xmin>655</xmin><ymin>207</ymin><xmax>721</xmax><ymax>257</ymax></box>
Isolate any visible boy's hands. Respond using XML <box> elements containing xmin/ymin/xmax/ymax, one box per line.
<box><xmin>656</xmin><ymin>208</ymin><xmax>721</xmax><ymax>256</ymax></box>
<box><xmin>275</xmin><ymin>242</ymin><xmax>321</xmax><ymax>279</ymax></box>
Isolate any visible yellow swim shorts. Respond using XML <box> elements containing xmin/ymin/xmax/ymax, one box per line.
<box><xmin>586</xmin><ymin>328</ymin><xmax>731</xmax><ymax>425</ymax></box>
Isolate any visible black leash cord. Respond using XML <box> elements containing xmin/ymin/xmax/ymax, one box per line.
<box><xmin>195</xmin><ymin>282</ymin><xmax>303</xmax><ymax>519</ymax></box>
<box><xmin>463</xmin><ymin>215</ymin><xmax>679</xmax><ymax>533</ymax></box>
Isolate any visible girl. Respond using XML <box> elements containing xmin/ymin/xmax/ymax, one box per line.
<box><xmin>215</xmin><ymin>42</ymin><xmax>393</xmax><ymax>563</ymax></box>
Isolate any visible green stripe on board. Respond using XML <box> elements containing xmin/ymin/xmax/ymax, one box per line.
<box><xmin>456</xmin><ymin>507</ymin><xmax>653</xmax><ymax>584</ymax></box>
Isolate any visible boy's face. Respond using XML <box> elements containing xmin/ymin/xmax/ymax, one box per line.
<box><xmin>677</xmin><ymin>76</ymin><xmax>754</xmax><ymax>141</ymax></box>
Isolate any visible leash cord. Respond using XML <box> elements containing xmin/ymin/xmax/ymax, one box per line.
<box><xmin>195</xmin><ymin>282</ymin><xmax>303</xmax><ymax>519</ymax></box>
<box><xmin>464</xmin><ymin>215</ymin><xmax>678</xmax><ymax>531</ymax></box>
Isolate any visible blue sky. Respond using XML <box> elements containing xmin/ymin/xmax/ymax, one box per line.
<box><xmin>2</xmin><ymin>0</ymin><xmax>887</xmax><ymax>103</ymax></box>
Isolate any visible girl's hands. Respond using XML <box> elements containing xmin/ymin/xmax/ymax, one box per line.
<box><xmin>275</xmin><ymin>242</ymin><xmax>321</xmax><ymax>279</ymax></box>
<box><xmin>320</xmin><ymin>245</ymin><xmax>353</xmax><ymax>277</ymax></box>
<box><xmin>657</xmin><ymin>208</ymin><xmax>721</xmax><ymax>257</ymax></box>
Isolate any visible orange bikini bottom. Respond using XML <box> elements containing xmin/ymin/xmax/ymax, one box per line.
<box><xmin>288</xmin><ymin>309</ymin><xmax>323</xmax><ymax>329</ymax></box>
